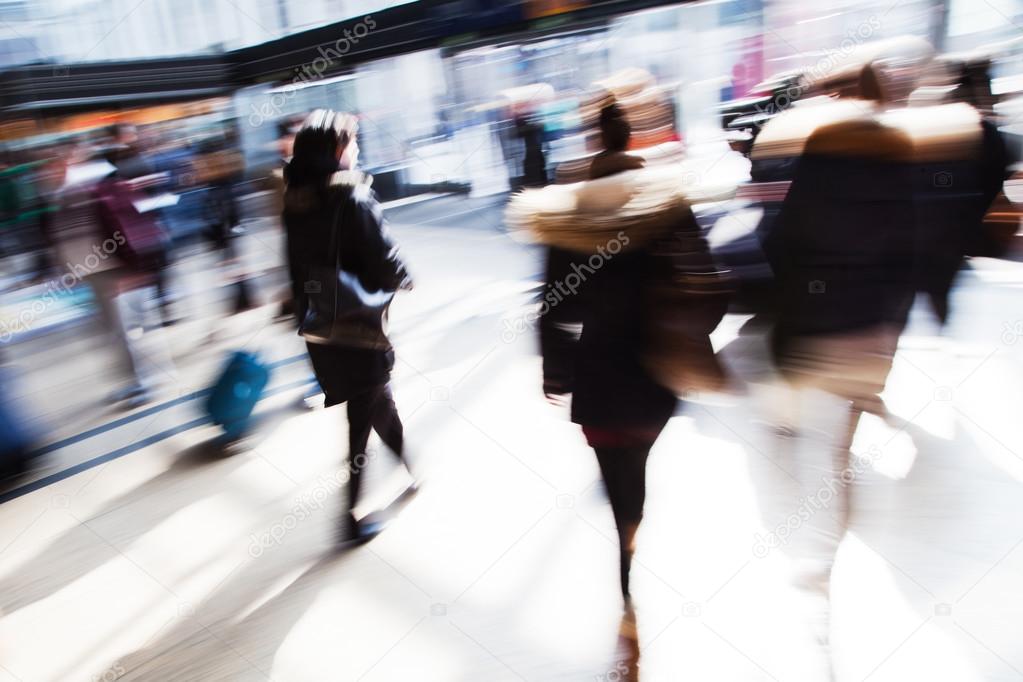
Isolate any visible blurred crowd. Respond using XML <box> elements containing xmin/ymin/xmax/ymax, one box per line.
<box><xmin>0</xmin><ymin>15</ymin><xmax>1021</xmax><ymax>676</ymax></box>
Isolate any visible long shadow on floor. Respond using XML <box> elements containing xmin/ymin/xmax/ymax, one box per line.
<box><xmin>0</xmin><ymin>401</ymin><xmax>311</xmax><ymax>616</ymax></box>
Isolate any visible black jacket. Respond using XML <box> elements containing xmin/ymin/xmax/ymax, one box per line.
<box><xmin>559</xmin><ymin>247</ymin><xmax>677</xmax><ymax>431</ymax></box>
<box><xmin>535</xmin><ymin>155</ymin><xmax>679</xmax><ymax>432</ymax></box>
<box><xmin>284</xmin><ymin>171</ymin><xmax>410</xmax><ymax>330</ymax></box>
<box><xmin>284</xmin><ymin>171</ymin><xmax>410</xmax><ymax>399</ymax></box>
<box><xmin>764</xmin><ymin>148</ymin><xmax>919</xmax><ymax>353</ymax></box>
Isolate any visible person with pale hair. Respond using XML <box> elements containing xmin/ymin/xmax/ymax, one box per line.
<box><xmin>283</xmin><ymin>110</ymin><xmax>416</xmax><ymax>546</ymax></box>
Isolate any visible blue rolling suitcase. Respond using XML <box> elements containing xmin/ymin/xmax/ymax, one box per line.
<box><xmin>1</xmin><ymin>367</ymin><xmax>36</xmax><ymax>479</ymax></box>
<box><xmin>205</xmin><ymin>351</ymin><xmax>271</xmax><ymax>439</ymax></box>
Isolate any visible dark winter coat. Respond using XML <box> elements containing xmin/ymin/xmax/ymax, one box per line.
<box><xmin>284</xmin><ymin>171</ymin><xmax>410</xmax><ymax>401</ymax></box>
<box><xmin>512</xmin><ymin>155</ymin><xmax>686</xmax><ymax>432</ymax></box>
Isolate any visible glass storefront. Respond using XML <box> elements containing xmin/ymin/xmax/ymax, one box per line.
<box><xmin>226</xmin><ymin>0</ymin><xmax>1023</xmax><ymax>200</ymax></box>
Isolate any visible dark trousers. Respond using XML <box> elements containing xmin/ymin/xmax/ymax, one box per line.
<box><xmin>326</xmin><ymin>383</ymin><xmax>406</xmax><ymax>516</ymax></box>
<box><xmin>593</xmin><ymin>445</ymin><xmax>652</xmax><ymax>597</ymax></box>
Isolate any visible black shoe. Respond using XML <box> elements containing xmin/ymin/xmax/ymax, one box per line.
<box><xmin>356</xmin><ymin>511</ymin><xmax>390</xmax><ymax>539</ymax></box>
<box><xmin>336</xmin><ymin>512</ymin><xmax>387</xmax><ymax>550</ymax></box>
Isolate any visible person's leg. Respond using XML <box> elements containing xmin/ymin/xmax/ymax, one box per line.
<box><xmin>594</xmin><ymin>445</ymin><xmax>652</xmax><ymax>599</ymax></box>
<box><xmin>153</xmin><ymin>264</ymin><xmax>179</xmax><ymax>326</ymax></box>
<box><xmin>85</xmin><ymin>270</ymin><xmax>145</xmax><ymax>397</ymax></box>
<box><xmin>345</xmin><ymin>390</ymin><xmax>376</xmax><ymax>522</ymax></box>
<box><xmin>369</xmin><ymin>384</ymin><xmax>405</xmax><ymax>462</ymax></box>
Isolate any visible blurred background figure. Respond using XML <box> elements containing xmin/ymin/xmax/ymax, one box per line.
<box><xmin>738</xmin><ymin>47</ymin><xmax>1014</xmax><ymax>677</ymax></box>
<box><xmin>194</xmin><ymin>127</ymin><xmax>256</xmax><ymax>316</ymax></box>
<box><xmin>90</xmin><ymin>155</ymin><xmax>174</xmax><ymax>407</ymax></box>
<box><xmin>515</xmin><ymin>112</ymin><xmax>549</xmax><ymax>189</ymax></box>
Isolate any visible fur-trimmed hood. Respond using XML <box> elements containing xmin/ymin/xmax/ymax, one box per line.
<box><xmin>506</xmin><ymin>164</ymin><xmax>731</xmax><ymax>254</ymax></box>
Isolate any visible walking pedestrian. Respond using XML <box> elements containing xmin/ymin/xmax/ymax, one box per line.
<box><xmin>283</xmin><ymin>110</ymin><xmax>416</xmax><ymax>545</ymax></box>
<box><xmin>511</xmin><ymin>101</ymin><xmax>719</xmax><ymax>603</ymax></box>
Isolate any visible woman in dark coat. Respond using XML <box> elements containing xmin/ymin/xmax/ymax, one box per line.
<box><xmin>283</xmin><ymin>110</ymin><xmax>414</xmax><ymax>544</ymax></box>
<box><xmin>516</xmin><ymin>103</ymin><xmax>683</xmax><ymax>602</ymax></box>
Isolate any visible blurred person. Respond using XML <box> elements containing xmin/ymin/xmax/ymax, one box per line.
<box><xmin>516</xmin><ymin>101</ymin><xmax>712</xmax><ymax>604</ymax></box>
<box><xmin>195</xmin><ymin>128</ymin><xmax>255</xmax><ymax>315</ymax></box>
<box><xmin>749</xmin><ymin>57</ymin><xmax>1011</xmax><ymax>676</ymax></box>
<box><xmin>0</xmin><ymin>153</ymin><xmax>59</xmax><ymax>281</ymax></box>
<box><xmin>89</xmin><ymin>158</ymin><xmax>176</xmax><ymax>408</ymax></box>
<box><xmin>554</xmin><ymin>71</ymin><xmax>684</xmax><ymax>185</ymax></box>
<box><xmin>36</xmin><ymin>139</ymin><xmax>160</xmax><ymax>409</ymax></box>
<box><xmin>105</xmin><ymin>122</ymin><xmax>182</xmax><ymax>327</ymax></box>
<box><xmin>904</xmin><ymin>60</ymin><xmax>1015</xmax><ymax>321</ymax></box>
<box><xmin>271</xmin><ymin>117</ymin><xmax>302</xmax><ymax>321</ymax></box>
<box><xmin>37</xmin><ymin>149</ymin><xmax>173</xmax><ymax>409</ymax></box>
<box><xmin>283</xmin><ymin>110</ymin><xmax>416</xmax><ymax>546</ymax></box>
<box><xmin>754</xmin><ymin>76</ymin><xmax>917</xmax><ymax>679</ymax></box>
<box><xmin>515</xmin><ymin>113</ymin><xmax>548</xmax><ymax>188</ymax></box>
<box><xmin>105</xmin><ymin>123</ymin><xmax>153</xmax><ymax>180</ymax></box>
